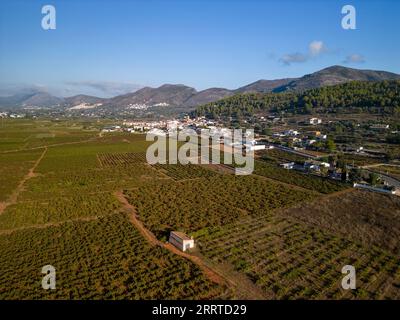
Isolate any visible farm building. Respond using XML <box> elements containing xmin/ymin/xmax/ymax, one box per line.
<box><xmin>309</xmin><ymin>118</ymin><xmax>322</xmax><ymax>125</ymax></box>
<box><xmin>169</xmin><ymin>231</ymin><xmax>195</xmax><ymax>252</ymax></box>
<box><xmin>245</xmin><ymin>144</ymin><xmax>266</xmax><ymax>152</ymax></box>
<box><xmin>280</xmin><ymin>162</ymin><xmax>295</xmax><ymax>170</ymax></box>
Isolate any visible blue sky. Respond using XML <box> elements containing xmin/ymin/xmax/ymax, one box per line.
<box><xmin>0</xmin><ymin>0</ymin><xmax>399</xmax><ymax>97</ymax></box>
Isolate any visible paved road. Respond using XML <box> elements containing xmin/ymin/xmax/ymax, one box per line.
<box><xmin>364</xmin><ymin>169</ymin><xmax>400</xmax><ymax>188</ymax></box>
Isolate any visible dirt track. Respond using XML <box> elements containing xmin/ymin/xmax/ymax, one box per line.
<box><xmin>114</xmin><ymin>190</ymin><xmax>225</xmax><ymax>284</ymax></box>
<box><xmin>114</xmin><ymin>190</ymin><xmax>268</xmax><ymax>299</ymax></box>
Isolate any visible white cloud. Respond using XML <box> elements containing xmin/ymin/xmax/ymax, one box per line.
<box><xmin>280</xmin><ymin>40</ymin><xmax>328</xmax><ymax>65</ymax></box>
<box><xmin>309</xmin><ymin>41</ymin><xmax>327</xmax><ymax>56</ymax></box>
<box><xmin>0</xmin><ymin>83</ymin><xmax>48</xmax><ymax>97</ymax></box>
<box><xmin>280</xmin><ymin>53</ymin><xmax>308</xmax><ymax>65</ymax></box>
<box><xmin>343</xmin><ymin>54</ymin><xmax>366</xmax><ymax>64</ymax></box>
<box><xmin>65</xmin><ymin>81</ymin><xmax>143</xmax><ymax>97</ymax></box>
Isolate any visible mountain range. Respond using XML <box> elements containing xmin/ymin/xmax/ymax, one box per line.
<box><xmin>1</xmin><ymin>66</ymin><xmax>400</xmax><ymax>111</ymax></box>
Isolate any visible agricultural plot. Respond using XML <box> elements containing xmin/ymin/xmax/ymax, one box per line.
<box><xmin>0</xmin><ymin>119</ymin><xmax>98</xmax><ymax>151</ymax></box>
<box><xmin>0</xmin><ymin>213</ymin><xmax>227</xmax><ymax>299</ymax></box>
<box><xmin>98</xmin><ymin>152</ymin><xmax>147</xmax><ymax>167</ymax></box>
<box><xmin>0</xmin><ymin>120</ymin><xmax>39</xmax><ymax>151</ymax></box>
<box><xmin>194</xmin><ymin>215</ymin><xmax>400</xmax><ymax>299</ymax></box>
<box><xmin>371</xmin><ymin>165</ymin><xmax>400</xmax><ymax>180</ymax></box>
<box><xmin>16</xmin><ymin>137</ymin><xmax>165</xmax><ymax>200</ymax></box>
<box><xmin>124</xmin><ymin>175</ymin><xmax>317</xmax><ymax>240</ymax></box>
<box><xmin>152</xmin><ymin>163</ymin><xmax>219</xmax><ymax>180</ymax></box>
<box><xmin>0</xmin><ymin>193</ymin><xmax>120</xmax><ymax>230</ymax></box>
<box><xmin>277</xmin><ymin>189</ymin><xmax>400</xmax><ymax>256</ymax></box>
<box><xmin>0</xmin><ymin>149</ymin><xmax>43</xmax><ymax>201</ymax></box>
<box><xmin>20</xmin><ymin>165</ymin><xmax>164</xmax><ymax>201</ymax></box>
<box><xmin>259</xmin><ymin>148</ymin><xmax>307</xmax><ymax>164</ymax></box>
<box><xmin>340</xmin><ymin>153</ymin><xmax>384</xmax><ymax>166</ymax></box>
<box><xmin>1</xmin><ymin>119</ymin><xmax>398</xmax><ymax>300</ymax></box>
<box><xmin>254</xmin><ymin>160</ymin><xmax>348</xmax><ymax>194</ymax></box>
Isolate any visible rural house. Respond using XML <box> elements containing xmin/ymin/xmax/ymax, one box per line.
<box><xmin>169</xmin><ymin>231</ymin><xmax>195</xmax><ymax>252</ymax></box>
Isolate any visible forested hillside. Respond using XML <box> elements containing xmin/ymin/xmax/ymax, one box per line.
<box><xmin>196</xmin><ymin>81</ymin><xmax>400</xmax><ymax>117</ymax></box>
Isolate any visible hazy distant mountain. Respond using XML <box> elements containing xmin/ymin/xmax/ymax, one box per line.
<box><xmin>63</xmin><ymin>94</ymin><xmax>105</xmax><ymax>106</ymax></box>
<box><xmin>0</xmin><ymin>93</ymin><xmax>34</xmax><ymax>107</ymax></box>
<box><xmin>1</xmin><ymin>66</ymin><xmax>399</xmax><ymax>111</ymax></box>
<box><xmin>106</xmin><ymin>84</ymin><xmax>197</xmax><ymax>107</ymax></box>
<box><xmin>21</xmin><ymin>92</ymin><xmax>63</xmax><ymax>107</ymax></box>
<box><xmin>0</xmin><ymin>92</ymin><xmax>62</xmax><ymax>108</ymax></box>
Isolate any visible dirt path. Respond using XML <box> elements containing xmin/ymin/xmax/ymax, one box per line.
<box><xmin>114</xmin><ymin>190</ymin><xmax>223</xmax><ymax>282</ymax></box>
<box><xmin>0</xmin><ymin>147</ymin><xmax>47</xmax><ymax>215</ymax></box>
<box><xmin>113</xmin><ymin>190</ymin><xmax>268</xmax><ymax>299</ymax></box>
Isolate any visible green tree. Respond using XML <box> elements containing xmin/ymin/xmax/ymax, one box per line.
<box><xmin>326</xmin><ymin>139</ymin><xmax>336</xmax><ymax>152</ymax></box>
<box><xmin>369</xmin><ymin>173</ymin><xmax>380</xmax><ymax>186</ymax></box>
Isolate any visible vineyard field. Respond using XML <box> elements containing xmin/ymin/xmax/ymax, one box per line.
<box><xmin>124</xmin><ymin>175</ymin><xmax>317</xmax><ymax>240</ymax></box>
<box><xmin>194</xmin><ymin>215</ymin><xmax>400</xmax><ymax>299</ymax></box>
<box><xmin>0</xmin><ymin>213</ymin><xmax>227</xmax><ymax>299</ymax></box>
<box><xmin>254</xmin><ymin>160</ymin><xmax>349</xmax><ymax>194</ymax></box>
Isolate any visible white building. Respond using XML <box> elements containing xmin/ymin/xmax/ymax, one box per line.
<box><xmin>102</xmin><ymin>126</ymin><xmax>120</xmax><ymax>132</ymax></box>
<box><xmin>284</xmin><ymin>129</ymin><xmax>299</xmax><ymax>136</ymax></box>
<box><xmin>166</xmin><ymin>120</ymin><xmax>179</xmax><ymax>130</ymax></box>
<box><xmin>309</xmin><ymin>118</ymin><xmax>322</xmax><ymax>125</ymax></box>
<box><xmin>308</xmin><ymin>139</ymin><xmax>317</xmax><ymax>145</ymax></box>
<box><xmin>370</xmin><ymin>124</ymin><xmax>389</xmax><ymax>130</ymax></box>
<box><xmin>245</xmin><ymin>144</ymin><xmax>266</xmax><ymax>152</ymax></box>
<box><xmin>169</xmin><ymin>231</ymin><xmax>195</xmax><ymax>252</ymax></box>
<box><xmin>148</xmin><ymin>128</ymin><xmax>167</xmax><ymax>136</ymax></box>
<box><xmin>280</xmin><ymin>162</ymin><xmax>295</xmax><ymax>170</ymax></box>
